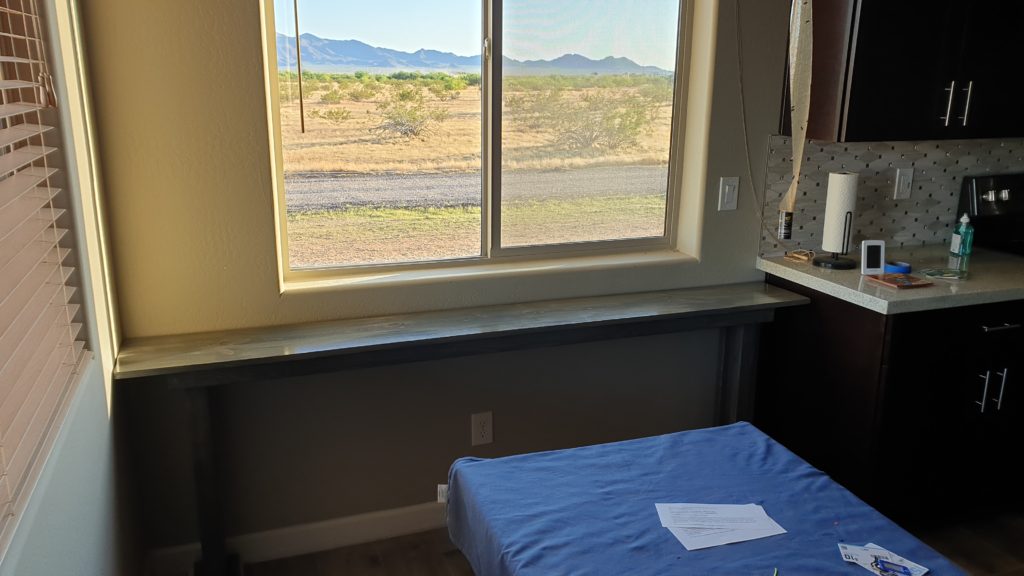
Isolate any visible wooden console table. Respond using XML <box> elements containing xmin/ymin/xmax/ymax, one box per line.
<box><xmin>114</xmin><ymin>282</ymin><xmax>806</xmax><ymax>575</ymax></box>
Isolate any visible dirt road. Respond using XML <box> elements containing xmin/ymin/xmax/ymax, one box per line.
<box><xmin>284</xmin><ymin>164</ymin><xmax>669</xmax><ymax>211</ymax></box>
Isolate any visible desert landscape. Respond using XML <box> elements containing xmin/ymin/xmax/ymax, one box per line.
<box><xmin>278</xmin><ymin>68</ymin><xmax>674</xmax><ymax>267</ymax></box>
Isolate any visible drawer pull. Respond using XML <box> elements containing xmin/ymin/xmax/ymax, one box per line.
<box><xmin>958</xmin><ymin>80</ymin><xmax>973</xmax><ymax>127</ymax></box>
<box><xmin>941</xmin><ymin>81</ymin><xmax>956</xmax><ymax>126</ymax></box>
<box><xmin>977</xmin><ymin>371</ymin><xmax>991</xmax><ymax>413</ymax></box>
<box><xmin>993</xmin><ymin>369</ymin><xmax>1008</xmax><ymax>411</ymax></box>
<box><xmin>981</xmin><ymin>323</ymin><xmax>1021</xmax><ymax>333</ymax></box>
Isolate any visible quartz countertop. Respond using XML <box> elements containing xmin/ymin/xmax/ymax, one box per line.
<box><xmin>757</xmin><ymin>245</ymin><xmax>1024</xmax><ymax>314</ymax></box>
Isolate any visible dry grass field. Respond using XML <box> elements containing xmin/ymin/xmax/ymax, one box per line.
<box><xmin>278</xmin><ymin>72</ymin><xmax>674</xmax><ymax>267</ymax></box>
<box><xmin>278</xmin><ymin>74</ymin><xmax>673</xmax><ymax>174</ymax></box>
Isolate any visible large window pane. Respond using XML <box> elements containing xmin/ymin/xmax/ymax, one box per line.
<box><xmin>275</xmin><ymin>0</ymin><xmax>482</xmax><ymax>268</ymax></box>
<box><xmin>500</xmin><ymin>0</ymin><xmax>679</xmax><ymax>248</ymax></box>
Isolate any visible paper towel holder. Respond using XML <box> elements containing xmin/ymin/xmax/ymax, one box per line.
<box><xmin>812</xmin><ymin>171</ymin><xmax>858</xmax><ymax>270</ymax></box>
<box><xmin>812</xmin><ymin>210</ymin><xmax>855</xmax><ymax>269</ymax></box>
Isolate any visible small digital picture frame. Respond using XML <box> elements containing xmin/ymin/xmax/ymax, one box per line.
<box><xmin>861</xmin><ymin>240</ymin><xmax>885</xmax><ymax>275</ymax></box>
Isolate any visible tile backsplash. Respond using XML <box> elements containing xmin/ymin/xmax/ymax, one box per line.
<box><xmin>759</xmin><ymin>135</ymin><xmax>1024</xmax><ymax>257</ymax></box>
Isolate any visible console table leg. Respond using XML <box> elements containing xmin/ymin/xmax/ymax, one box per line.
<box><xmin>184</xmin><ymin>383</ymin><xmax>240</xmax><ymax>576</ymax></box>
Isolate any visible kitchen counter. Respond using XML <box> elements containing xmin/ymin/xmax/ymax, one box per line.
<box><xmin>756</xmin><ymin>244</ymin><xmax>1024</xmax><ymax>314</ymax></box>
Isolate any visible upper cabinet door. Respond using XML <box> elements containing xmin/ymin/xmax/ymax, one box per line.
<box><xmin>797</xmin><ymin>0</ymin><xmax>1024</xmax><ymax>142</ymax></box>
<box><xmin>840</xmin><ymin>0</ymin><xmax>961</xmax><ymax>142</ymax></box>
<box><xmin>950</xmin><ymin>2</ymin><xmax>1024</xmax><ymax>139</ymax></box>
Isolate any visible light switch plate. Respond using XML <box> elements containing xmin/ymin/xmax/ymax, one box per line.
<box><xmin>894</xmin><ymin>168</ymin><xmax>913</xmax><ymax>200</ymax></box>
<box><xmin>718</xmin><ymin>176</ymin><xmax>739</xmax><ymax>211</ymax></box>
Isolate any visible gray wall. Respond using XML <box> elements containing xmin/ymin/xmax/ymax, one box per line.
<box><xmin>0</xmin><ymin>361</ymin><xmax>133</xmax><ymax>576</ymax></box>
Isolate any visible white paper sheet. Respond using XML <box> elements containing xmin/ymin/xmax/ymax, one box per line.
<box><xmin>668</xmin><ymin>522</ymin><xmax>787</xmax><ymax>551</ymax></box>
<box><xmin>655</xmin><ymin>503</ymin><xmax>774</xmax><ymax>528</ymax></box>
<box><xmin>655</xmin><ymin>503</ymin><xmax>787</xmax><ymax>551</ymax></box>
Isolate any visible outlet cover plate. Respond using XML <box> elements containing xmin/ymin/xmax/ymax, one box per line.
<box><xmin>894</xmin><ymin>168</ymin><xmax>914</xmax><ymax>200</ymax></box>
<box><xmin>471</xmin><ymin>411</ymin><xmax>493</xmax><ymax>446</ymax></box>
<box><xmin>718</xmin><ymin>176</ymin><xmax>739</xmax><ymax>211</ymax></box>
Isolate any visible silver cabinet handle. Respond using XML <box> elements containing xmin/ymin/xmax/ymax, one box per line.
<box><xmin>958</xmin><ymin>80</ymin><xmax>974</xmax><ymax>127</ymax></box>
<box><xmin>993</xmin><ymin>369</ymin><xmax>1008</xmax><ymax>411</ymax></box>
<box><xmin>941</xmin><ymin>81</ymin><xmax>957</xmax><ymax>126</ymax></box>
<box><xmin>981</xmin><ymin>323</ymin><xmax>1022</xmax><ymax>333</ymax></box>
<box><xmin>977</xmin><ymin>370</ymin><xmax>991</xmax><ymax>413</ymax></box>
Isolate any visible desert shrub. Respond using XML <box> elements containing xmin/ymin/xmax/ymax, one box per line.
<box><xmin>394</xmin><ymin>86</ymin><xmax>423</xmax><ymax>102</ymax></box>
<box><xmin>320</xmin><ymin>89</ymin><xmax>342</xmax><ymax>104</ymax></box>
<box><xmin>348</xmin><ymin>81</ymin><xmax>382</xmax><ymax>101</ymax></box>
<box><xmin>303</xmin><ymin>78</ymin><xmax>322</xmax><ymax>93</ymax></box>
<box><xmin>506</xmin><ymin>86</ymin><xmax>659</xmax><ymax>150</ymax></box>
<box><xmin>552</xmin><ymin>93</ymin><xmax>656</xmax><ymax>150</ymax></box>
<box><xmin>308</xmin><ymin>108</ymin><xmax>352</xmax><ymax>124</ymax></box>
<box><xmin>504</xmin><ymin>89</ymin><xmax>566</xmax><ymax>130</ymax></box>
<box><xmin>637</xmin><ymin>80</ymin><xmax>674</xmax><ymax>105</ymax></box>
<box><xmin>372</xmin><ymin>89</ymin><xmax>449</xmax><ymax>138</ymax></box>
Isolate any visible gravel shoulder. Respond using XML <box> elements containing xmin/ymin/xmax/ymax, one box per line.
<box><xmin>285</xmin><ymin>165</ymin><xmax>669</xmax><ymax>211</ymax></box>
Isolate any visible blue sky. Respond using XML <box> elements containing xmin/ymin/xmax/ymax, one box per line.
<box><xmin>276</xmin><ymin>0</ymin><xmax>679</xmax><ymax>70</ymax></box>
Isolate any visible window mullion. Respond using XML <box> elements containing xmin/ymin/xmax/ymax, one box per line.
<box><xmin>488</xmin><ymin>0</ymin><xmax>502</xmax><ymax>256</ymax></box>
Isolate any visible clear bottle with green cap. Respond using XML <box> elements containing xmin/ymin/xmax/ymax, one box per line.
<box><xmin>948</xmin><ymin>213</ymin><xmax>974</xmax><ymax>278</ymax></box>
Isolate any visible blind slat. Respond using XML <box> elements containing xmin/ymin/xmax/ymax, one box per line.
<box><xmin>0</xmin><ymin>80</ymin><xmax>38</xmax><ymax>91</ymax></box>
<box><xmin>0</xmin><ymin>56</ymin><xmax>42</xmax><ymax>64</ymax></box>
<box><xmin>0</xmin><ymin>249</ymin><xmax>61</xmax><ymax>333</ymax></box>
<box><xmin>0</xmin><ymin>307</ymin><xmax>75</xmax><ymax>416</ymax></box>
<box><xmin>0</xmin><ymin>124</ymin><xmax>53</xmax><ymax>149</ymax></box>
<box><xmin>3</xmin><ymin>342</ymin><xmax>81</xmax><ymax>498</ymax></box>
<box><xmin>0</xmin><ymin>166</ymin><xmax>57</xmax><ymax>209</ymax></box>
<box><xmin>0</xmin><ymin>237</ymin><xmax>56</xmax><ymax>295</ymax></box>
<box><xmin>0</xmin><ymin>103</ymin><xmax>44</xmax><ymax>122</ymax></box>
<box><xmin>0</xmin><ymin>146</ymin><xmax>57</xmax><ymax>176</ymax></box>
<box><xmin>0</xmin><ymin>213</ymin><xmax>63</xmax><ymax>264</ymax></box>
<box><xmin>0</xmin><ymin>272</ymin><xmax>72</xmax><ymax>379</ymax></box>
<box><xmin>0</xmin><ymin>223</ymin><xmax>65</xmax><ymax>272</ymax></box>
<box><xmin>0</xmin><ymin>187</ymin><xmax>55</xmax><ymax>240</ymax></box>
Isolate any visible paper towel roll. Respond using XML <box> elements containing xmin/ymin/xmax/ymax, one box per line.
<box><xmin>821</xmin><ymin>172</ymin><xmax>858</xmax><ymax>254</ymax></box>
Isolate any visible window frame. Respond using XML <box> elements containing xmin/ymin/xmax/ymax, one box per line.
<box><xmin>261</xmin><ymin>0</ymin><xmax>701</xmax><ymax>288</ymax></box>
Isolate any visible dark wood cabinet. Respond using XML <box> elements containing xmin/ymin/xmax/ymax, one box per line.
<box><xmin>793</xmin><ymin>0</ymin><xmax>1024</xmax><ymax>142</ymax></box>
<box><xmin>756</xmin><ymin>276</ymin><xmax>1024</xmax><ymax>521</ymax></box>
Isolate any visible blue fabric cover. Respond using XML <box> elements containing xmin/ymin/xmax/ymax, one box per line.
<box><xmin>447</xmin><ymin>422</ymin><xmax>963</xmax><ymax>576</ymax></box>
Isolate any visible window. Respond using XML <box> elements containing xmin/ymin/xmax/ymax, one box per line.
<box><xmin>267</xmin><ymin>0</ymin><xmax>687</xmax><ymax>274</ymax></box>
<box><xmin>0</xmin><ymin>0</ymin><xmax>86</xmax><ymax>555</ymax></box>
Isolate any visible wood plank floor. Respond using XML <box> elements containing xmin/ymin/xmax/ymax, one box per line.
<box><xmin>245</xmin><ymin>529</ymin><xmax>472</xmax><ymax>576</ymax></box>
<box><xmin>907</xmin><ymin>509</ymin><xmax>1024</xmax><ymax>576</ymax></box>
<box><xmin>247</xmin><ymin>511</ymin><xmax>1024</xmax><ymax>576</ymax></box>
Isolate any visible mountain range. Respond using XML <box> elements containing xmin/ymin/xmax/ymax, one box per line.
<box><xmin>277</xmin><ymin>33</ymin><xmax>671</xmax><ymax>76</ymax></box>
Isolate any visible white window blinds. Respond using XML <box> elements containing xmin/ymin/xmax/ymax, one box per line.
<box><xmin>0</xmin><ymin>0</ymin><xmax>86</xmax><ymax>553</ymax></box>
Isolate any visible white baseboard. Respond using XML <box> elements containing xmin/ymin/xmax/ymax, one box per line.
<box><xmin>146</xmin><ymin>501</ymin><xmax>446</xmax><ymax>576</ymax></box>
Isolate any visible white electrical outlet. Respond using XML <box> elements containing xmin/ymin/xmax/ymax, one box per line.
<box><xmin>718</xmin><ymin>176</ymin><xmax>739</xmax><ymax>211</ymax></box>
<box><xmin>471</xmin><ymin>411</ymin><xmax>493</xmax><ymax>446</ymax></box>
<box><xmin>894</xmin><ymin>168</ymin><xmax>914</xmax><ymax>200</ymax></box>
<box><xmin>437</xmin><ymin>484</ymin><xmax>448</xmax><ymax>503</ymax></box>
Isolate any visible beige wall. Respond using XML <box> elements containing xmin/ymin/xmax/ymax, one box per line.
<box><xmin>80</xmin><ymin>0</ymin><xmax>789</xmax><ymax>339</ymax></box>
<box><xmin>83</xmin><ymin>0</ymin><xmax>790</xmax><ymax>556</ymax></box>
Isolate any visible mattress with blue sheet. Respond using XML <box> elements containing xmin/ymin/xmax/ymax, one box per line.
<box><xmin>447</xmin><ymin>421</ymin><xmax>963</xmax><ymax>575</ymax></box>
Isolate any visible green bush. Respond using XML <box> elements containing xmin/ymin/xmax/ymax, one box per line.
<box><xmin>505</xmin><ymin>86</ymin><xmax>660</xmax><ymax>150</ymax></box>
<box><xmin>348</xmin><ymin>82</ymin><xmax>382</xmax><ymax>101</ymax></box>
<box><xmin>308</xmin><ymin>108</ymin><xmax>352</xmax><ymax>124</ymax></box>
<box><xmin>372</xmin><ymin>89</ymin><xmax>449</xmax><ymax>138</ymax></box>
<box><xmin>320</xmin><ymin>89</ymin><xmax>342</xmax><ymax>104</ymax></box>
